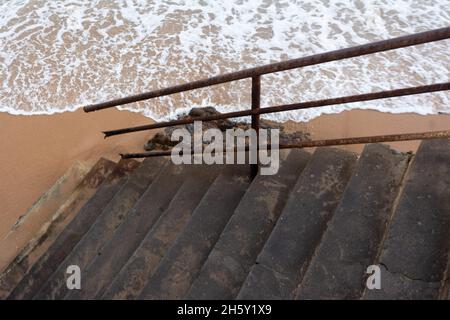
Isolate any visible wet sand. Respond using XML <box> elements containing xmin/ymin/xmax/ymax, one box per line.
<box><xmin>0</xmin><ymin>108</ymin><xmax>449</xmax><ymax>244</ymax></box>
<box><xmin>0</xmin><ymin>108</ymin><xmax>153</xmax><ymax>241</ymax></box>
<box><xmin>284</xmin><ymin>109</ymin><xmax>450</xmax><ymax>153</ymax></box>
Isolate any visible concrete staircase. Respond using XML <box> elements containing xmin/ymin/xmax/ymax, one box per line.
<box><xmin>1</xmin><ymin>139</ymin><xmax>449</xmax><ymax>300</ymax></box>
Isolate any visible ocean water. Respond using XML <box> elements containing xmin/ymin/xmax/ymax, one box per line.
<box><xmin>0</xmin><ymin>0</ymin><xmax>449</xmax><ymax>122</ymax></box>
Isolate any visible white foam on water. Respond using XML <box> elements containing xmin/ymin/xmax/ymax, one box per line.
<box><xmin>0</xmin><ymin>0</ymin><xmax>449</xmax><ymax>122</ymax></box>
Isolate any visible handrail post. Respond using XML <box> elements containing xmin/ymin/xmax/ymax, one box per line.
<box><xmin>251</xmin><ymin>76</ymin><xmax>261</xmax><ymax>179</ymax></box>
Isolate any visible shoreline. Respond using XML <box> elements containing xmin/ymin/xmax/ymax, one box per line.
<box><xmin>1</xmin><ymin>108</ymin><xmax>449</xmax><ymax>242</ymax></box>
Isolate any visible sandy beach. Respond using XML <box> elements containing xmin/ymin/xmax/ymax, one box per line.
<box><xmin>0</xmin><ymin>108</ymin><xmax>153</xmax><ymax>241</ymax></box>
<box><xmin>1</xmin><ymin>108</ymin><xmax>449</xmax><ymax>244</ymax></box>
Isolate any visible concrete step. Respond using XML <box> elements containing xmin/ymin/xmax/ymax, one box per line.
<box><xmin>0</xmin><ymin>161</ymin><xmax>92</xmax><ymax>272</ymax></box>
<box><xmin>139</xmin><ymin>167</ymin><xmax>250</xmax><ymax>300</ymax></box>
<box><xmin>296</xmin><ymin>144</ymin><xmax>410</xmax><ymax>300</ymax></box>
<box><xmin>364</xmin><ymin>139</ymin><xmax>450</xmax><ymax>300</ymax></box>
<box><xmin>102</xmin><ymin>166</ymin><xmax>227</xmax><ymax>300</ymax></box>
<box><xmin>7</xmin><ymin>159</ymin><xmax>140</xmax><ymax>300</ymax></box>
<box><xmin>237</xmin><ymin>147</ymin><xmax>358</xmax><ymax>300</ymax></box>
<box><xmin>0</xmin><ymin>158</ymin><xmax>116</xmax><ymax>299</ymax></box>
<box><xmin>186</xmin><ymin>149</ymin><xmax>311</xmax><ymax>300</ymax></box>
<box><xmin>66</xmin><ymin>164</ymin><xmax>222</xmax><ymax>299</ymax></box>
<box><xmin>32</xmin><ymin>157</ymin><xmax>170</xmax><ymax>300</ymax></box>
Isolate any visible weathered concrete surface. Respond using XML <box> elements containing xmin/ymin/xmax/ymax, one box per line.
<box><xmin>296</xmin><ymin>144</ymin><xmax>410</xmax><ymax>300</ymax></box>
<box><xmin>238</xmin><ymin>147</ymin><xmax>358</xmax><ymax>300</ymax></box>
<box><xmin>365</xmin><ymin>139</ymin><xmax>450</xmax><ymax>300</ymax></box>
<box><xmin>66</xmin><ymin>164</ymin><xmax>221</xmax><ymax>300</ymax></box>
<box><xmin>365</xmin><ymin>264</ymin><xmax>441</xmax><ymax>300</ymax></box>
<box><xmin>0</xmin><ymin>158</ymin><xmax>116</xmax><ymax>299</ymax></box>
<box><xmin>0</xmin><ymin>162</ymin><xmax>91</xmax><ymax>272</ymax></box>
<box><xmin>139</xmin><ymin>168</ymin><xmax>250</xmax><ymax>300</ymax></box>
<box><xmin>102</xmin><ymin>167</ymin><xmax>226</xmax><ymax>300</ymax></box>
<box><xmin>186</xmin><ymin>150</ymin><xmax>311</xmax><ymax>300</ymax></box>
<box><xmin>5</xmin><ymin>139</ymin><xmax>449</xmax><ymax>301</ymax></box>
<box><xmin>7</xmin><ymin>159</ymin><xmax>139</xmax><ymax>300</ymax></box>
<box><xmin>32</xmin><ymin>158</ymin><xmax>174</xmax><ymax>300</ymax></box>
<box><xmin>239</xmin><ymin>261</ymin><xmax>296</xmax><ymax>300</ymax></box>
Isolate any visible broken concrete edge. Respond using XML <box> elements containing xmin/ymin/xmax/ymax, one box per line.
<box><xmin>25</xmin><ymin>159</ymin><xmax>118</xmax><ymax>251</ymax></box>
<box><xmin>2</xmin><ymin>161</ymin><xmax>92</xmax><ymax>238</ymax></box>
<box><xmin>5</xmin><ymin>159</ymin><xmax>141</xmax><ymax>300</ymax></box>
<box><xmin>0</xmin><ymin>161</ymin><xmax>95</xmax><ymax>275</ymax></box>
<box><xmin>1</xmin><ymin>158</ymin><xmax>117</xmax><ymax>258</ymax></box>
<box><xmin>0</xmin><ymin>158</ymin><xmax>118</xmax><ymax>297</ymax></box>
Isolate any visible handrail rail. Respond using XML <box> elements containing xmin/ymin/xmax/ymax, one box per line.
<box><xmin>84</xmin><ymin>26</ymin><xmax>450</xmax><ymax>113</ymax></box>
<box><xmin>83</xmin><ymin>26</ymin><xmax>450</xmax><ymax>177</ymax></box>
<box><xmin>120</xmin><ymin>130</ymin><xmax>450</xmax><ymax>159</ymax></box>
<box><xmin>103</xmin><ymin>82</ymin><xmax>450</xmax><ymax>137</ymax></box>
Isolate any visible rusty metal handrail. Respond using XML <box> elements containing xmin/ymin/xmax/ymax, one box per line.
<box><xmin>83</xmin><ymin>26</ymin><xmax>450</xmax><ymax>176</ymax></box>
<box><xmin>120</xmin><ymin>130</ymin><xmax>450</xmax><ymax>159</ymax></box>
<box><xmin>103</xmin><ymin>82</ymin><xmax>450</xmax><ymax>137</ymax></box>
<box><xmin>84</xmin><ymin>26</ymin><xmax>450</xmax><ymax>113</ymax></box>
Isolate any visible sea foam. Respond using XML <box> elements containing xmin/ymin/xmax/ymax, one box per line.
<box><xmin>0</xmin><ymin>0</ymin><xmax>449</xmax><ymax>122</ymax></box>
